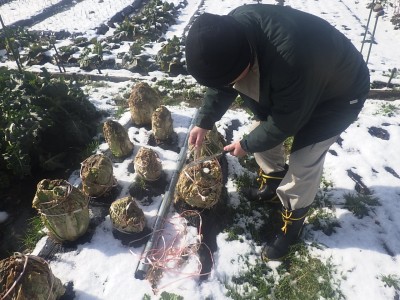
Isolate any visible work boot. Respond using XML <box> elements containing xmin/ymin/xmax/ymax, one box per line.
<box><xmin>261</xmin><ymin>206</ymin><xmax>310</xmax><ymax>261</ymax></box>
<box><xmin>241</xmin><ymin>166</ymin><xmax>288</xmax><ymax>204</ymax></box>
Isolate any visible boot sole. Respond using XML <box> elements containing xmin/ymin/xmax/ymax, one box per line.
<box><xmin>261</xmin><ymin>249</ymin><xmax>286</xmax><ymax>262</ymax></box>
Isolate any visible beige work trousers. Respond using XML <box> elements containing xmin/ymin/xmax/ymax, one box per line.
<box><xmin>253</xmin><ymin>133</ymin><xmax>339</xmax><ymax>210</ymax></box>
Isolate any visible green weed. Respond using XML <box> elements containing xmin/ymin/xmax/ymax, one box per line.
<box><xmin>226</xmin><ymin>258</ymin><xmax>274</xmax><ymax>299</ymax></box>
<box><xmin>274</xmin><ymin>244</ymin><xmax>344</xmax><ymax>300</ymax></box>
<box><xmin>374</xmin><ymin>102</ymin><xmax>399</xmax><ymax>117</ymax></box>
<box><xmin>142</xmin><ymin>292</ymin><xmax>185</xmax><ymax>300</ymax></box>
<box><xmin>21</xmin><ymin>215</ymin><xmax>46</xmax><ymax>251</ymax></box>
<box><xmin>307</xmin><ymin>208</ymin><xmax>340</xmax><ymax>236</ymax></box>
<box><xmin>234</xmin><ymin>172</ymin><xmax>256</xmax><ymax>192</ymax></box>
<box><xmin>90</xmin><ymin>81</ymin><xmax>110</xmax><ymax>88</ymax></box>
<box><xmin>233</xmin><ymin>95</ymin><xmax>245</xmax><ymax>108</ymax></box>
<box><xmin>228</xmin><ymin>175</ymin><xmax>276</xmax><ymax>244</ymax></box>
<box><xmin>80</xmin><ymin>140</ymin><xmax>100</xmax><ymax>160</ymax></box>
<box><xmin>320</xmin><ymin>175</ymin><xmax>334</xmax><ymax>191</ymax></box>
<box><xmin>380</xmin><ymin>274</ymin><xmax>400</xmax><ymax>291</ymax></box>
<box><xmin>114</xmin><ymin>105</ymin><xmax>128</xmax><ymax>119</ymax></box>
<box><xmin>182</xmin><ymin>88</ymin><xmax>203</xmax><ymax>104</ymax></box>
<box><xmin>343</xmin><ymin>192</ymin><xmax>380</xmax><ymax>218</ymax></box>
<box><xmin>155</xmin><ymin>78</ymin><xmax>204</xmax><ymax>107</ymax></box>
<box><xmin>225</xmin><ymin>244</ymin><xmax>343</xmax><ymax>300</ymax></box>
<box><xmin>224</xmin><ymin>225</ymin><xmax>245</xmax><ymax>242</ymax></box>
<box><xmin>159</xmin><ymin>291</ymin><xmax>183</xmax><ymax>300</ymax></box>
<box><xmin>156</xmin><ymin>78</ymin><xmax>175</xmax><ymax>89</ymax></box>
<box><xmin>160</xmin><ymin>95</ymin><xmax>178</xmax><ymax>106</ymax></box>
<box><xmin>313</xmin><ymin>188</ymin><xmax>333</xmax><ymax>209</ymax></box>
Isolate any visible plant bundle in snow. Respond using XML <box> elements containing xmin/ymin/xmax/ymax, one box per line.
<box><xmin>175</xmin><ymin>159</ymin><xmax>223</xmax><ymax>209</ymax></box>
<box><xmin>188</xmin><ymin>125</ymin><xmax>225</xmax><ymax>160</ymax></box>
<box><xmin>0</xmin><ymin>253</ymin><xmax>65</xmax><ymax>300</ymax></box>
<box><xmin>134</xmin><ymin>147</ymin><xmax>163</xmax><ymax>181</ymax></box>
<box><xmin>80</xmin><ymin>154</ymin><xmax>116</xmax><ymax>197</ymax></box>
<box><xmin>32</xmin><ymin>179</ymin><xmax>89</xmax><ymax>242</ymax></box>
<box><xmin>109</xmin><ymin>196</ymin><xmax>146</xmax><ymax>233</ymax></box>
<box><xmin>156</xmin><ymin>36</ymin><xmax>185</xmax><ymax>75</ymax></box>
<box><xmin>128</xmin><ymin>82</ymin><xmax>161</xmax><ymax>126</ymax></box>
<box><xmin>151</xmin><ymin>105</ymin><xmax>174</xmax><ymax>142</ymax></box>
<box><xmin>103</xmin><ymin>119</ymin><xmax>134</xmax><ymax>158</ymax></box>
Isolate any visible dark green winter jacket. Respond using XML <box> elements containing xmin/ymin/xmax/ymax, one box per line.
<box><xmin>195</xmin><ymin>4</ymin><xmax>370</xmax><ymax>153</ymax></box>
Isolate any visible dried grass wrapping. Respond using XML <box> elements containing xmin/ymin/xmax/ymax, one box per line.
<box><xmin>134</xmin><ymin>147</ymin><xmax>162</xmax><ymax>181</ymax></box>
<box><xmin>80</xmin><ymin>154</ymin><xmax>115</xmax><ymax>197</ymax></box>
<box><xmin>188</xmin><ymin>125</ymin><xmax>225</xmax><ymax>159</ymax></box>
<box><xmin>152</xmin><ymin>105</ymin><xmax>174</xmax><ymax>141</ymax></box>
<box><xmin>175</xmin><ymin>159</ymin><xmax>223</xmax><ymax>209</ymax></box>
<box><xmin>103</xmin><ymin>119</ymin><xmax>134</xmax><ymax>158</ymax></box>
<box><xmin>109</xmin><ymin>196</ymin><xmax>146</xmax><ymax>233</ymax></box>
<box><xmin>32</xmin><ymin>179</ymin><xmax>89</xmax><ymax>242</ymax></box>
<box><xmin>0</xmin><ymin>253</ymin><xmax>65</xmax><ymax>300</ymax></box>
<box><xmin>128</xmin><ymin>82</ymin><xmax>161</xmax><ymax>126</ymax></box>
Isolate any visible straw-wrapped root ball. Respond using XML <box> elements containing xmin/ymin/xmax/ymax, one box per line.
<box><xmin>0</xmin><ymin>253</ymin><xmax>65</xmax><ymax>300</ymax></box>
<box><xmin>80</xmin><ymin>153</ymin><xmax>115</xmax><ymax>197</ymax></box>
<box><xmin>152</xmin><ymin>105</ymin><xmax>174</xmax><ymax>142</ymax></box>
<box><xmin>134</xmin><ymin>147</ymin><xmax>162</xmax><ymax>182</ymax></box>
<box><xmin>109</xmin><ymin>196</ymin><xmax>146</xmax><ymax>233</ymax></box>
<box><xmin>103</xmin><ymin>119</ymin><xmax>134</xmax><ymax>158</ymax></box>
<box><xmin>128</xmin><ymin>82</ymin><xmax>161</xmax><ymax>126</ymax></box>
<box><xmin>32</xmin><ymin>179</ymin><xmax>89</xmax><ymax>242</ymax></box>
<box><xmin>175</xmin><ymin>159</ymin><xmax>223</xmax><ymax>209</ymax></box>
<box><xmin>188</xmin><ymin>125</ymin><xmax>225</xmax><ymax>159</ymax></box>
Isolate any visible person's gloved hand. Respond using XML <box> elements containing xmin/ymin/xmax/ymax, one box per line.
<box><xmin>224</xmin><ymin>140</ymin><xmax>247</xmax><ymax>157</ymax></box>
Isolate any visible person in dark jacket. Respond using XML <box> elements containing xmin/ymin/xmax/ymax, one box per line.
<box><xmin>185</xmin><ymin>4</ymin><xmax>370</xmax><ymax>261</ymax></box>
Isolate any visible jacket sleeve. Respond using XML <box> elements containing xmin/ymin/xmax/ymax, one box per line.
<box><xmin>241</xmin><ymin>71</ymin><xmax>317</xmax><ymax>153</ymax></box>
<box><xmin>196</xmin><ymin>86</ymin><xmax>238</xmax><ymax>129</ymax></box>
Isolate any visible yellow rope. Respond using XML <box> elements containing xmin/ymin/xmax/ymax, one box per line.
<box><xmin>257</xmin><ymin>169</ymin><xmax>284</xmax><ymax>190</ymax></box>
<box><xmin>280</xmin><ymin>209</ymin><xmax>307</xmax><ymax>234</ymax></box>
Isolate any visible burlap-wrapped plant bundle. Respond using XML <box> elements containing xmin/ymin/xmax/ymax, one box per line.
<box><xmin>103</xmin><ymin>119</ymin><xmax>134</xmax><ymax>158</ymax></box>
<box><xmin>134</xmin><ymin>147</ymin><xmax>162</xmax><ymax>181</ymax></box>
<box><xmin>109</xmin><ymin>196</ymin><xmax>146</xmax><ymax>233</ymax></box>
<box><xmin>175</xmin><ymin>159</ymin><xmax>223</xmax><ymax>209</ymax></box>
<box><xmin>80</xmin><ymin>154</ymin><xmax>115</xmax><ymax>197</ymax></box>
<box><xmin>128</xmin><ymin>82</ymin><xmax>161</xmax><ymax>126</ymax></box>
<box><xmin>151</xmin><ymin>105</ymin><xmax>174</xmax><ymax>142</ymax></box>
<box><xmin>32</xmin><ymin>179</ymin><xmax>89</xmax><ymax>242</ymax></box>
<box><xmin>0</xmin><ymin>253</ymin><xmax>65</xmax><ymax>300</ymax></box>
<box><xmin>188</xmin><ymin>125</ymin><xmax>225</xmax><ymax>160</ymax></box>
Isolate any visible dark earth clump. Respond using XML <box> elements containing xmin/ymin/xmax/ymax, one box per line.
<box><xmin>384</xmin><ymin>166</ymin><xmax>400</xmax><ymax>179</ymax></box>
<box><xmin>368</xmin><ymin>126</ymin><xmax>390</xmax><ymax>140</ymax></box>
<box><xmin>347</xmin><ymin>169</ymin><xmax>372</xmax><ymax>195</ymax></box>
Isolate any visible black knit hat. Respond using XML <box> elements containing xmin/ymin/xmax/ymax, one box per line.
<box><xmin>185</xmin><ymin>13</ymin><xmax>251</xmax><ymax>87</ymax></box>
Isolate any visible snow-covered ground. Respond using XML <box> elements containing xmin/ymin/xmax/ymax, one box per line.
<box><xmin>1</xmin><ymin>0</ymin><xmax>400</xmax><ymax>299</ymax></box>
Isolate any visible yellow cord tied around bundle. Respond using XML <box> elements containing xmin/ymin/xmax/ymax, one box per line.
<box><xmin>257</xmin><ymin>169</ymin><xmax>285</xmax><ymax>190</ymax></box>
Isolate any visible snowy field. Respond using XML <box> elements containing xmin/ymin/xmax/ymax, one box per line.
<box><xmin>1</xmin><ymin>0</ymin><xmax>400</xmax><ymax>299</ymax></box>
